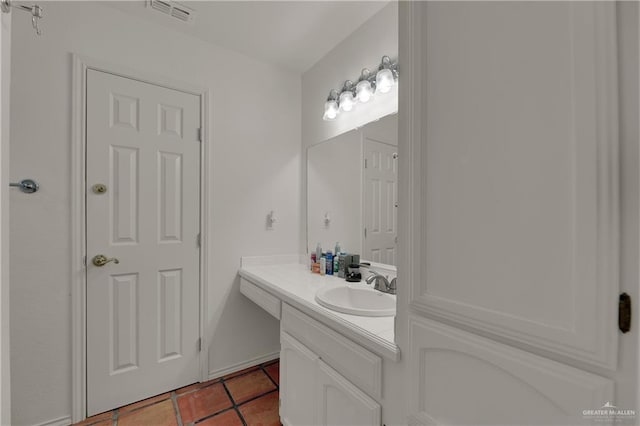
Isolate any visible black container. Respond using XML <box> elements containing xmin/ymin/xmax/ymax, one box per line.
<box><xmin>346</xmin><ymin>263</ymin><xmax>362</xmax><ymax>282</ymax></box>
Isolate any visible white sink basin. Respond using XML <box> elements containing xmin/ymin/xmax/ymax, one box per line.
<box><xmin>315</xmin><ymin>284</ymin><xmax>396</xmax><ymax>317</ymax></box>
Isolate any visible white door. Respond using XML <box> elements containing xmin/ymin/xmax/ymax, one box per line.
<box><xmin>363</xmin><ymin>139</ymin><xmax>397</xmax><ymax>265</ymax></box>
<box><xmin>398</xmin><ymin>2</ymin><xmax>635</xmax><ymax>425</ymax></box>
<box><xmin>86</xmin><ymin>69</ymin><xmax>201</xmax><ymax>415</ymax></box>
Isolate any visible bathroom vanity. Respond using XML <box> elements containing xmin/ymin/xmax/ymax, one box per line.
<box><xmin>238</xmin><ymin>255</ymin><xmax>400</xmax><ymax>426</ymax></box>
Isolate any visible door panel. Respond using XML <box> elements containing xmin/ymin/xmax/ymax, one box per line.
<box><xmin>110</xmin><ymin>145</ymin><xmax>138</xmax><ymax>244</ymax></box>
<box><xmin>86</xmin><ymin>70</ymin><xmax>201</xmax><ymax>415</ymax></box>
<box><xmin>158</xmin><ymin>268</ymin><xmax>183</xmax><ymax>361</ymax></box>
<box><xmin>408</xmin><ymin>318</ymin><xmax>614</xmax><ymax>425</ymax></box>
<box><xmin>110</xmin><ymin>273</ymin><xmax>139</xmax><ymax>374</ymax></box>
<box><xmin>408</xmin><ymin>1</ymin><xmax>618</xmax><ymax>370</ymax></box>
<box><xmin>158</xmin><ymin>151</ymin><xmax>183</xmax><ymax>242</ymax></box>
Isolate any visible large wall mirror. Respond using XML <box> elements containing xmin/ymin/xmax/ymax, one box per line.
<box><xmin>307</xmin><ymin>113</ymin><xmax>398</xmax><ymax>267</ymax></box>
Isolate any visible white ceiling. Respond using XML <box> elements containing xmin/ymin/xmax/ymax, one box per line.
<box><xmin>108</xmin><ymin>1</ymin><xmax>391</xmax><ymax>73</ymax></box>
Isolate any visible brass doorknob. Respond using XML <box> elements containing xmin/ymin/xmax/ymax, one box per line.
<box><xmin>92</xmin><ymin>254</ymin><xmax>120</xmax><ymax>267</ymax></box>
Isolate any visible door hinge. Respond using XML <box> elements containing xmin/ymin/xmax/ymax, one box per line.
<box><xmin>197</xmin><ymin>337</ymin><xmax>202</xmax><ymax>352</ymax></box>
<box><xmin>197</xmin><ymin>128</ymin><xmax>202</xmax><ymax>142</ymax></box>
<box><xmin>197</xmin><ymin>233</ymin><xmax>201</xmax><ymax>247</ymax></box>
<box><xmin>619</xmin><ymin>293</ymin><xmax>632</xmax><ymax>333</ymax></box>
<box><xmin>364</xmin><ymin>227</ymin><xmax>367</xmax><ymax>238</ymax></box>
<box><xmin>364</xmin><ymin>158</ymin><xmax>368</xmax><ymax>168</ymax></box>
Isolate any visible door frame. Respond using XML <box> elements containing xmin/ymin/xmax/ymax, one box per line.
<box><xmin>0</xmin><ymin>9</ymin><xmax>11</xmax><ymax>426</ymax></box>
<box><xmin>70</xmin><ymin>54</ymin><xmax>211</xmax><ymax>423</ymax></box>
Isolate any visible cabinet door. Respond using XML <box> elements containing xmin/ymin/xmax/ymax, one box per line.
<box><xmin>280</xmin><ymin>332</ymin><xmax>318</xmax><ymax>426</ymax></box>
<box><xmin>405</xmin><ymin>1</ymin><xmax>619</xmax><ymax>370</ymax></box>
<box><xmin>316</xmin><ymin>360</ymin><xmax>381</xmax><ymax>426</ymax></box>
<box><xmin>397</xmin><ymin>2</ymin><xmax>628</xmax><ymax>424</ymax></box>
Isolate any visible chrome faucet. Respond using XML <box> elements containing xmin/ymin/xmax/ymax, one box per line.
<box><xmin>365</xmin><ymin>272</ymin><xmax>397</xmax><ymax>295</ymax></box>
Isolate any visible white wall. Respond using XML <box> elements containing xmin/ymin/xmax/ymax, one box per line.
<box><xmin>301</xmin><ymin>2</ymin><xmax>398</xmax><ymax>253</ymax></box>
<box><xmin>0</xmin><ymin>8</ymin><xmax>11</xmax><ymax>426</ymax></box>
<box><xmin>9</xmin><ymin>2</ymin><xmax>300</xmax><ymax>424</ymax></box>
<box><xmin>307</xmin><ymin>129</ymin><xmax>362</xmax><ymax>255</ymax></box>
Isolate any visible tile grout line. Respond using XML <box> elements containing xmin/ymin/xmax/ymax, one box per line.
<box><xmin>220</xmin><ymin>377</ymin><xmax>248</xmax><ymax>426</ymax></box>
<box><xmin>259</xmin><ymin>364</ymin><xmax>279</xmax><ymax>390</ymax></box>
<box><xmin>192</xmin><ymin>407</ymin><xmax>236</xmax><ymax>425</ymax></box>
<box><xmin>236</xmin><ymin>388</ymin><xmax>279</xmax><ymax>409</ymax></box>
<box><xmin>194</xmin><ymin>361</ymin><xmax>279</xmax><ymax>425</ymax></box>
<box><xmin>191</xmin><ymin>385</ymin><xmax>279</xmax><ymax>425</ymax></box>
<box><xmin>171</xmin><ymin>391</ymin><xmax>185</xmax><ymax>426</ymax></box>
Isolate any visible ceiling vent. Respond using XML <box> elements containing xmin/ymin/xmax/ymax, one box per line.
<box><xmin>147</xmin><ymin>0</ymin><xmax>195</xmax><ymax>24</ymax></box>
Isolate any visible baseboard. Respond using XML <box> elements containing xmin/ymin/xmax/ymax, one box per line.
<box><xmin>208</xmin><ymin>351</ymin><xmax>279</xmax><ymax>381</ymax></box>
<box><xmin>31</xmin><ymin>415</ymin><xmax>72</xmax><ymax>426</ymax></box>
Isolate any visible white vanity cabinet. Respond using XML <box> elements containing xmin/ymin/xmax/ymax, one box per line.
<box><xmin>240</xmin><ymin>270</ymin><xmax>397</xmax><ymax>426</ymax></box>
<box><xmin>280</xmin><ymin>331</ymin><xmax>381</xmax><ymax>426</ymax></box>
<box><xmin>280</xmin><ymin>303</ymin><xmax>382</xmax><ymax>426</ymax></box>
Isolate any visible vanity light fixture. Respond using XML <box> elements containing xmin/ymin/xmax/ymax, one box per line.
<box><xmin>339</xmin><ymin>81</ymin><xmax>356</xmax><ymax>112</ymax></box>
<box><xmin>323</xmin><ymin>89</ymin><xmax>339</xmax><ymax>121</ymax></box>
<box><xmin>323</xmin><ymin>55</ymin><xmax>398</xmax><ymax>121</ymax></box>
<box><xmin>375</xmin><ymin>55</ymin><xmax>397</xmax><ymax>94</ymax></box>
<box><xmin>355</xmin><ymin>69</ymin><xmax>374</xmax><ymax>103</ymax></box>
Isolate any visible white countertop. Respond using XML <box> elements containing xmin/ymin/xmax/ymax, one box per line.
<box><xmin>238</xmin><ymin>255</ymin><xmax>400</xmax><ymax>361</ymax></box>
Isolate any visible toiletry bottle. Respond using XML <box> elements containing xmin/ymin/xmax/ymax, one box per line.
<box><xmin>335</xmin><ymin>242</ymin><xmax>341</xmax><ymax>257</ymax></box>
<box><xmin>316</xmin><ymin>243</ymin><xmax>322</xmax><ymax>264</ymax></box>
<box><xmin>338</xmin><ymin>254</ymin><xmax>346</xmax><ymax>278</ymax></box>
<box><xmin>326</xmin><ymin>251</ymin><xmax>333</xmax><ymax>275</ymax></box>
<box><xmin>333</xmin><ymin>255</ymin><xmax>339</xmax><ymax>276</ymax></box>
<box><xmin>320</xmin><ymin>255</ymin><xmax>326</xmax><ymax>276</ymax></box>
<box><xmin>310</xmin><ymin>253</ymin><xmax>316</xmax><ymax>271</ymax></box>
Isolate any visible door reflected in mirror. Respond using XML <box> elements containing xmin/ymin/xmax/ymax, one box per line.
<box><xmin>307</xmin><ymin>113</ymin><xmax>398</xmax><ymax>267</ymax></box>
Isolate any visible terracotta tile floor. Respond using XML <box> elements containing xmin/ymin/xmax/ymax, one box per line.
<box><xmin>74</xmin><ymin>359</ymin><xmax>281</xmax><ymax>426</ymax></box>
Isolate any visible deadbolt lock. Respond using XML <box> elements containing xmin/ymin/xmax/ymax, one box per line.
<box><xmin>92</xmin><ymin>183</ymin><xmax>107</xmax><ymax>194</ymax></box>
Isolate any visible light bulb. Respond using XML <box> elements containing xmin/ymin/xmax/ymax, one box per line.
<box><xmin>339</xmin><ymin>91</ymin><xmax>355</xmax><ymax>112</ymax></box>
<box><xmin>356</xmin><ymin>80</ymin><xmax>373</xmax><ymax>103</ymax></box>
<box><xmin>323</xmin><ymin>99</ymin><xmax>338</xmax><ymax>121</ymax></box>
<box><xmin>376</xmin><ymin>68</ymin><xmax>394</xmax><ymax>94</ymax></box>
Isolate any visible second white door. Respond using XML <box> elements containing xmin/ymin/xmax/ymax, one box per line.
<box><xmin>363</xmin><ymin>139</ymin><xmax>398</xmax><ymax>265</ymax></box>
<box><xmin>86</xmin><ymin>69</ymin><xmax>201</xmax><ymax>415</ymax></box>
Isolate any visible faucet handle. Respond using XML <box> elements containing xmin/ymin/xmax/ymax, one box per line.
<box><xmin>365</xmin><ymin>271</ymin><xmax>379</xmax><ymax>285</ymax></box>
<box><xmin>374</xmin><ymin>275</ymin><xmax>390</xmax><ymax>292</ymax></box>
<box><xmin>388</xmin><ymin>277</ymin><xmax>397</xmax><ymax>294</ymax></box>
